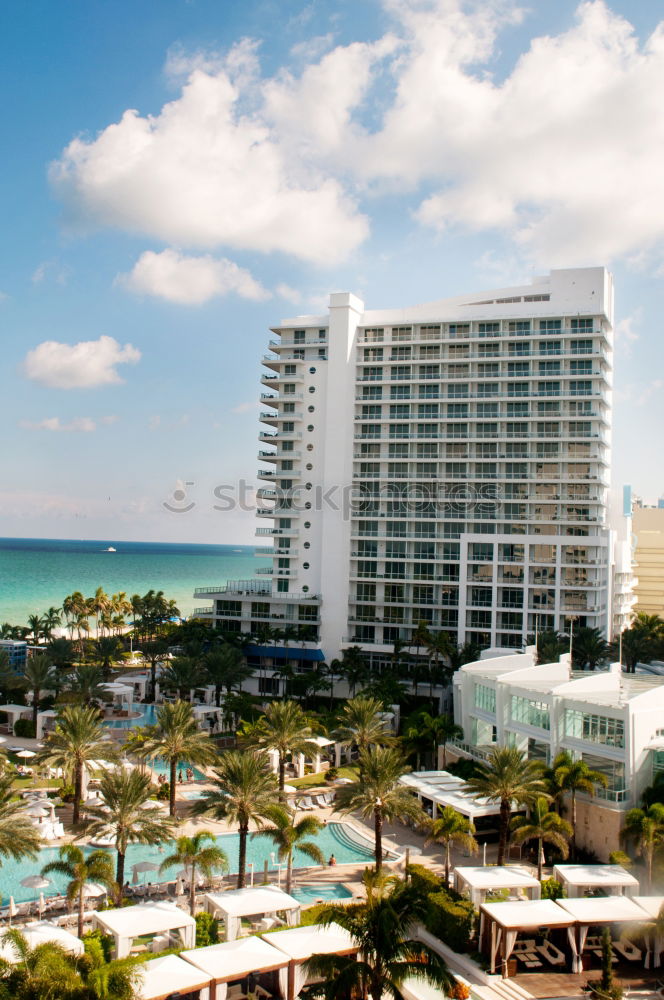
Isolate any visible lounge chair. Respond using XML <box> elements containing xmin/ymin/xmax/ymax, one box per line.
<box><xmin>536</xmin><ymin>941</ymin><xmax>566</xmax><ymax>967</ymax></box>
<box><xmin>298</xmin><ymin>797</ymin><xmax>315</xmax><ymax>811</ymax></box>
<box><xmin>613</xmin><ymin>940</ymin><xmax>642</xmax><ymax>963</ymax></box>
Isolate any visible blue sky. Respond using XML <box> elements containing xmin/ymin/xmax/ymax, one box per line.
<box><xmin>2</xmin><ymin>0</ymin><xmax>664</xmax><ymax>544</ymax></box>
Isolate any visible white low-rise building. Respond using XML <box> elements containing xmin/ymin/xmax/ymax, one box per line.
<box><xmin>452</xmin><ymin>649</ymin><xmax>664</xmax><ymax>858</ymax></box>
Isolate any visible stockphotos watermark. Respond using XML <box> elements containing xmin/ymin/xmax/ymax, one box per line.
<box><xmin>162</xmin><ymin>479</ymin><xmax>501</xmax><ymax>517</ymax></box>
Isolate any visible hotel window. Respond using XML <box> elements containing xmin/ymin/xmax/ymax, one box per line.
<box><xmin>392</xmin><ymin>365</ymin><xmax>412</xmax><ymax>381</ymax></box>
<box><xmin>294</xmin><ymin>330</ymin><xmax>305</xmax><ymax>343</ymax></box>
<box><xmin>508</xmin><ymin>341</ymin><xmax>530</xmax><ymax>356</ymax></box>
<box><xmin>418</xmin><ymin>403</ymin><xmax>439</xmax><ymax>418</ymax></box>
<box><xmin>362</xmin><ymin>385</ymin><xmax>383</xmax><ymax>400</ymax></box>
<box><xmin>540</xmin><ymin>319</ymin><xmax>561</xmax><ymax>332</ymax></box>
<box><xmin>448</xmin><ymin>403</ymin><xmax>468</xmax><ymax>418</ymax></box>
<box><xmin>478</xmin><ymin>322</ymin><xmax>500</xmax><ymax>335</ymax></box>
<box><xmin>564</xmin><ymin>710</ymin><xmax>625</xmax><ymax>748</ymax></box>
<box><xmin>449</xmin><ymin>323</ymin><xmax>470</xmax><ymax>337</ymax></box>
<box><xmin>511</xmin><ymin>695</ymin><xmax>550</xmax><ymax>730</ymax></box>
<box><xmin>571</xmin><ymin>318</ymin><xmax>593</xmax><ymax>331</ymax></box>
<box><xmin>508</xmin><ymin>320</ymin><xmax>531</xmax><ymax>334</ymax></box>
<box><xmin>571</xmin><ymin>339</ymin><xmax>593</xmax><ymax>354</ymax></box>
<box><xmin>391</xmin><ymin>346</ymin><xmax>412</xmax><ymax>360</ymax></box>
<box><xmin>539</xmin><ymin>361</ymin><xmax>561</xmax><ymax>374</ymax></box>
<box><xmin>390</xmin><ymin>404</ymin><xmax>410</xmax><ymax>419</ymax></box>
<box><xmin>477</xmin><ymin>402</ymin><xmax>498</xmax><ymax>417</ymax></box>
<box><xmin>363</xmin><ymin>347</ymin><xmax>384</xmax><ymax>361</ymax></box>
<box><xmin>478</xmin><ymin>363</ymin><xmax>500</xmax><ymax>377</ymax></box>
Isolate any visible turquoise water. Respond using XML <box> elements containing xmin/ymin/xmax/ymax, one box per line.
<box><xmin>0</xmin><ymin>537</ymin><xmax>269</xmax><ymax>625</ymax></box>
<box><xmin>0</xmin><ymin>824</ymin><xmax>373</xmax><ymax>902</ymax></box>
<box><xmin>104</xmin><ymin>705</ymin><xmax>159</xmax><ymax>729</ymax></box>
<box><xmin>291</xmin><ymin>883</ymin><xmax>353</xmax><ymax>904</ymax></box>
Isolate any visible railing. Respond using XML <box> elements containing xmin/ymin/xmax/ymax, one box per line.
<box><xmin>194</xmin><ymin>580</ymin><xmax>272</xmax><ymax>595</ymax></box>
<box><xmin>448</xmin><ymin>740</ymin><xmax>496</xmax><ymax>763</ymax></box>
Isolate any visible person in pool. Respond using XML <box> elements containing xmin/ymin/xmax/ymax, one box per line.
<box><xmin>328</xmin><ymin>854</ymin><xmax>337</xmax><ymax>866</ymax></box>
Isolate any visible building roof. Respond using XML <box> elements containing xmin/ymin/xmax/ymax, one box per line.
<box><xmin>136</xmin><ymin>954</ymin><xmax>211</xmax><ymax>1000</ymax></box>
<box><xmin>400</xmin><ymin>771</ymin><xmax>503</xmax><ymax>819</ymax></box>
<box><xmin>480</xmin><ymin>900</ymin><xmax>574</xmax><ymax>930</ymax></box>
<box><xmin>0</xmin><ymin>922</ymin><xmax>84</xmax><ymax>962</ymax></box>
<box><xmin>553</xmin><ymin>864</ymin><xmax>639</xmax><ymax>889</ymax></box>
<box><xmin>556</xmin><ymin>895</ymin><xmax>648</xmax><ymax>924</ymax></box>
<box><xmin>181</xmin><ymin>935</ymin><xmax>287</xmax><ymax>981</ymax></box>
<box><xmin>455</xmin><ymin>865</ymin><xmax>541</xmax><ymax>892</ymax></box>
<box><xmin>203</xmin><ymin>885</ymin><xmax>301</xmax><ymax>918</ymax></box>
<box><xmin>261</xmin><ymin>922</ymin><xmax>355</xmax><ymax>961</ymax></box>
<box><xmin>632</xmin><ymin>895</ymin><xmax>664</xmax><ymax>919</ymax></box>
<box><xmin>93</xmin><ymin>901</ymin><xmax>195</xmax><ymax>938</ymax></box>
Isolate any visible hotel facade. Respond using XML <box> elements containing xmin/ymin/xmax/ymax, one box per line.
<box><xmin>195</xmin><ymin>267</ymin><xmax>633</xmax><ymax>679</ymax></box>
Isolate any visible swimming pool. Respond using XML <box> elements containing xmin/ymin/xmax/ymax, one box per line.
<box><xmin>0</xmin><ymin>823</ymin><xmax>374</xmax><ymax>903</ymax></box>
<box><xmin>104</xmin><ymin>704</ymin><xmax>159</xmax><ymax>729</ymax></box>
<box><xmin>291</xmin><ymin>883</ymin><xmax>353</xmax><ymax>904</ymax></box>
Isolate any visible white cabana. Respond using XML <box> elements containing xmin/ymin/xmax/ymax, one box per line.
<box><xmin>100</xmin><ymin>682</ymin><xmax>134</xmax><ymax>708</ymax></box>
<box><xmin>399</xmin><ymin>771</ymin><xmax>504</xmax><ymax>821</ymax></box>
<box><xmin>92</xmin><ymin>902</ymin><xmax>196</xmax><ymax>958</ymax></box>
<box><xmin>181</xmin><ymin>935</ymin><xmax>287</xmax><ymax>994</ymax></box>
<box><xmin>454</xmin><ymin>865</ymin><xmax>541</xmax><ymax>908</ymax></box>
<box><xmin>0</xmin><ymin>704</ymin><xmax>32</xmax><ymax>733</ymax></box>
<box><xmin>553</xmin><ymin>864</ymin><xmax>640</xmax><ymax>898</ymax></box>
<box><xmin>263</xmin><ymin>922</ymin><xmax>356</xmax><ymax>1000</ymax></box>
<box><xmin>480</xmin><ymin>900</ymin><xmax>575</xmax><ymax>975</ymax></box>
<box><xmin>633</xmin><ymin>896</ymin><xmax>664</xmax><ymax>968</ymax></box>
<box><xmin>120</xmin><ymin>674</ymin><xmax>149</xmax><ymax>701</ymax></box>
<box><xmin>0</xmin><ymin>921</ymin><xmax>84</xmax><ymax>962</ymax></box>
<box><xmin>556</xmin><ymin>895</ymin><xmax>649</xmax><ymax>972</ymax></box>
<box><xmin>36</xmin><ymin>708</ymin><xmax>58</xmax><ymax>740</ymax></box>
<box><xmin>136</xmin><ymin>953</ymin><xmax>212</xmax><ymax>1000</ymax></box>
<box><xmin>294</xmin><ymin>735</ymin><xmax>335</xmax><ymax>777</ymax></box>
<box><xmin>204</xmin><ymin>886</ymin><xmax>301</xmax><ymax>942</ymax></box>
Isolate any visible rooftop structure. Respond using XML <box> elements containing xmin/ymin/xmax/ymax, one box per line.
<box><xmin>633</xmin><ymin>505</ymin><xmax>664</xmax><ymax>615</ymax></box>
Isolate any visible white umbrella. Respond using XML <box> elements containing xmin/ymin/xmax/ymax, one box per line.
<box><xmin>82</xmin><ymin>883</ymin><xmax>108</xmax><ymax>898</ymax></box>
<box><xmin>20</xmin><ymin>875</ymin><xmax>51</xmax><ymax>890</ymax></box>
<box><xmin>15</xmin><ymin>750</ymin><xmax>36</xmax><ymax>759</ymax></box>
<box><xmin>131</xmin><ymin>861</ymin><xmax>160</xmax><ymax>874</ymax></box>
<box><xmin>24</xmin><ymin>804</ymin><xmax>48</xmax><ymax>817</ymax></box>
<box><xmin>89</xmin><ymin>834</ymin><xmax>115</xmax><ymax>848</ymax></box>
<box><xmin>283</xmin><ymin>784</ymin><xmax>298</xmax><ymax>794</ymax></box>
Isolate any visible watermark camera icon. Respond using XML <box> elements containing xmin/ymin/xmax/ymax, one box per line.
<box><xmin>163</xmin><ymin>480</ymin><xmax>196</xmax><ymax>513</ymax></box>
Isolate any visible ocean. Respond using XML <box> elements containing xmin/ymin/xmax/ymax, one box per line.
<box><xmin>0</xmin><ymin>537</ymin><xmax>270</xmax><ymax>627</ymax></box>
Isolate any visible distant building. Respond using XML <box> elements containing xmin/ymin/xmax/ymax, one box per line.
<box><xmin>633</xmin><ymin>506</ymin><xmax>664</xmax><ymax>616</ymax></box>
<box><xmin>452</xmin><ymin>648</ymin><xmax>664</xmax><ymax>859</ymax></box>
<box><xmin>0</xmin><ymin>639</ymin><xmax>27</xmax><ymax>674</ymax></box>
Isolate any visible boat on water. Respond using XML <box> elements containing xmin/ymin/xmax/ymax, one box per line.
<box><xmin>104</xmin><ymin>546</ymin><xmax>117</xmax><ymax>552</ymax></box>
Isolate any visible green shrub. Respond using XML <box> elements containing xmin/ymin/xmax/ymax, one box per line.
<box><xmin>407</xmin><ymin>863</ymin><xmax>443</xmax><ymax>899</ymax></box>
<box><xmin>195</xmin><ymin>911</ymin><xmax>219</xmax><ymax>947</ymax></box>
<box><xmin>59</xmin><ymin>785</ymin><xmax>76</xmax><ymax>803</ymax></box>
<box><xmin>14</xmin><ymin>719</ymin><xmax>35</xmax><ymax>738</ymax></box>
<box><xmin>540</xmin><ymin>877</ymin><xmax>565</xmax><ymax>900</ymax></box>
<box><xmin>156</xmin><ymin>783</ymin><xmax>170</xmax><ymax>801</ymax></box>
<box><xmin>425</xmin><ymin>890</ymin><xmax>475</xmax><ymax>953</ymax></box>
<box><xmin>83</xmin><ymin>928</ymin><xmax>114</xmax><ymax>962</ymax></box>
<box><xmin>324</xmin><ymin>768</ymin><xmax>338</xmax><ymax>783</ymax></box>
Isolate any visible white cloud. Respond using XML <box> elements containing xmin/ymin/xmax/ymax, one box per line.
<box><xmin>232</xmin><ymin>400</ymin><xmax>261</xmax><ymax>414</ymax></box>
<box><xmin>615</xmin><ymin>310</ymin><xmax>642</xmax><ymax>357</ymax></box>
<box><xmin>118</xmin><ymin>248</ymin><xmax>269</xmax><ymax>304</ymax></box>
<box><xmin>51</xmin><ymin>44</ymin><xmax>368</xmax><ymax>266</ymax></box>
<box><xmin>23</xmin><ymin>335</ymin><xmax>141</xmax><ymax>389</ymax></box>
<box><xmin>20</xmin><ymin>416</ymin><xmax>98</xmax><ymax>432</ymax></box>
<box><xmin>49</xmin><ymin>1</ymin><xmax>664</xmax><ymax>269</ymax></box>
<box><xmin>275</xmin><ymin>282</ymin><xmax>303</xmax><ymax>305</ymax></box>
<box><xmin>32</xmin><ymin>260</ymin><xmax>71</xmax><ymax>285</ymax></box>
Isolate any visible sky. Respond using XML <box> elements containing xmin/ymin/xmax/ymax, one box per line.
<box><xmin>2</xmin><ymin>0</ymin><xmax>664</xmax><ymax>545</ymax></box>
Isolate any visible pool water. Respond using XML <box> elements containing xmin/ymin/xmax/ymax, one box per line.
<box><xmin>291</xmin><ymin>883</ymin><xmax>353</xmax><ymax>904</ymax></box>
<box><xmin>0</xmin><ymin>823</ymin><xmax>374</xmax><ymax>903</ymax></box>
<box><xmin>104</xmin><ymin>704</ymin><xmax>159</xmax><ymax>729</ymax></box>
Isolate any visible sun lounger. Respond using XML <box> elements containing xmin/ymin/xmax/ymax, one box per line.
<box><xmin>536</xmin><ymin>941</ymin><xmax>566</xmax><ymax>967</ymax></box>
<box><xmin>613</xmin><ymin>940</ymin><xmax>642</xmax><ymax>962</ymax></box>
<box><xmin>298</xmin><ymin>797</ymin><xmax>315</xmax><ymax>810</ymax></box>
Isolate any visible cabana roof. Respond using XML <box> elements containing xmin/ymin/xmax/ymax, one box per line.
<box><xmin>399</xmin><ymin>772</ymin><xmax>501</xmax><ymax>819</ymax></box>
<box><xmin>262</xmin><ymin>922</ymin><xmax>355</xmax><ymax>961</ymax></box>
<box><xmin>633</xmin><ymin>895</ymin><xmax>664</xmax><ymax>919</ymax></box>
<box><xmin>136</xmin><ymin>954</ymin><xmax>211</xmax><ymax>1000</ymax></box>
<box><xmin>93</xmin><ymin>901</ymin><xmax>196</xmax><ymax>938</ymax></box>
<box><xmin>204</xmin><ymin>885</ymin><xmax>301</xmax><ymax>917</ymax></box>
<box><xmin>455</xmin><ymin>865</ymin><xmax>540</xmax><ymax>891</ymax></box>
<box><xmin>553</xmin><ymin>864</ymin><xmax>639</xmax><ymax>890</ymax></box>
<box><xmin>556</xmin><ymin>895</ymin><xmax>648</xmax><ymax>924</ymax></box>
<box><xmin>481</xmin><ymin>899</ymin><xmax>574</xmax><ymax>930</ymax></box>
<box><xmin>0</xmin><ymin>704</ymin><xmax>31</xmax><ymax>716</ymax></box>
<box><xmin>0</xmin><ymin>922</ymin><xmax>84</xmax><ymax>962</ymax></box>
<box><xmin>181</xmin><ymin>934</ymin><xmax>287</xmax><ymax>982</ymax></box>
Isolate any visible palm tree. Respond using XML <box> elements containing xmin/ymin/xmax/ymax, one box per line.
<box><xmin>84</xmin><ymin>769</ymin><xmax>175</xmax><ymax>899</ymax></box>
<box><xmin>141</xmin><ymin>636</ymin><xmax>170</xmax><ymax>701</ymax></box>
<box><xmin>303</xmin><ymin>872</ymin><xmax>453</xmax><ymax>1000</ymax></box>
<box><xmin>422</xmin><ymin>806</ymin><xmax>478</xmax><ymax>886</ymax></box>
<box><xmin>130</xmin><ymin>700</ymin><xmax>218</xmax><ymax>816</ymax></box>
<box><xmin>159</xmin><ymin>656</ymin><xmax>207</xmax><ymax>700</ymax></box>
<box><xmin>26</xmin><ymin>613</ymin><xmax>44</xmax><ymax>646</ymax></box>
<box><xmin>21</xmin><ymin>653</ymin><xmax>56</xmax><ymax>728</ymax></box>
<box><xmin>423</xmin><ymin>630</ymin><xmax>455</xmax><ymax>698</ymax></box>
<box><xmin>621</xmin><ymin>803</ymin><xmax>664</xmax><ymax>891</ymax></box>
<box><xmin>0</xmin><ymin>772</ymin><xmax>42</xmax><ymax>864</ymax></box>
<box><xmin>64</xmin><ymin>663</ymin><xmax>107</xmax><ymax>704</ymax></box>
<box><xmin>0</xmin><ymin>652</ymin><xmax>23</xmax><ymax>703</ymax></box>
<box><xmin>45</xmin><ymin>637</ymin><xmax>76</xmax><ymax>670</ymax></box>
<box><xmin>572</xmin><ymin>627</ymin><xmax>610</xmax><ymax>671</ymax></box>
<box><xmin>38</xmin><ymin>705</ymin><xmax>119</xmax><ymax>824</ymax></box>
<box><xmin>551</xmin><ymin>750</ymin><xmax>608</xmax><ymax>858</ymax></box>
<box><xmin>334</xmin><ymin>747</ymin><xmax>424</xmax><ymax>872</ymax></box>
<box><xmin>0</xmin><ymin>927</ymin><xmax>82</xmax><ymax>998</ymax></box>
<box><xmin>79</xmin><ymin>935</ymin><xmax>142</xmax><ymax>1000</ymax></box>
<box><xmin>257</xmin><ymin>805</ymin><xmax>324</xmax><ymax>894</ymax></box>
<box><xmin>242</xmin><ymin>700</ymin><xmax>320</xmax><ymax>793</ymax></box>
<box><xmin>93</xmin><ymin>636</ymin><xmax>121</xmax><ymax>678</ymax></box>
<box><xmin>510</xmin><ymin>796</ymin><xmax>573</xmax><ymax>879</ymax></box>
<box><xmin>465</xmin><ymin>747</ymin><xmax>548</xmax><ymax>865</ymax></box>
<box><xmin>42</xmin><ymin>844</ymin><xmax>116</xmax><ymax>938</ymax></box>
<box><xmin>338</xmin><ymin>646</ymin><xmax>370</xmax><ymax>697</ymax></box>
<box><xmin>159</xmin><ymin>831</ymin><xmax>229</xmax><ymax>915</ymax></box>
<box><xmin>419</xmin><ymin>713</ymin><xmax>463</xmax><ymax>769</ymax></box>
<box><xmin>193</xmin><ymin>750</ymin><xmax>278</xmax><ymax>887</ymax></box>
<box><xmin>41</xmin><ymin>607</ymin><xmax>62</xmax><ymax>642</ymax></box>
<box><xmin>203</xmin><ymin>645</ymin><xmax>254</xmax><ymax>706</ymax></box>
<box><xmin>335</xmin><ymin>696</ymin><xmax>396</xmax><ymax>763</ymax></box>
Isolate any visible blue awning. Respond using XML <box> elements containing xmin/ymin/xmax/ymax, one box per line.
<box><xmin>245</xmin><ymin>644</ymin><xmax>325</xmax><ymax>661</ymax></box>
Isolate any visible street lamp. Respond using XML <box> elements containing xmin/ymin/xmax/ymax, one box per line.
<box><xmin>568</xmin><ymin>615</ymin><xmax>578</xmax><ymax>659</ymax></box>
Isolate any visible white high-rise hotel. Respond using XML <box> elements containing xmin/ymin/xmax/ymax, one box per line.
<box><xmin>196</xmin><ymin>267</ymin><xmax>633</xmax><ymax>672</ymax></box>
